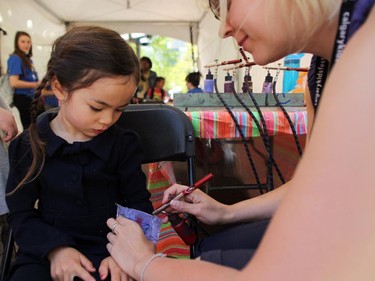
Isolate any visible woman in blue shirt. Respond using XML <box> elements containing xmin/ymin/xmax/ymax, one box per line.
<box><xmin>7</xmin><ymin>31</ymin><xmax>39</xmax><ymax>130</ymax></box>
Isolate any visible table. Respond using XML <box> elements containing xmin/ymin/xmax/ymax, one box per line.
<box><xmin>184</xmin><ymin>106</ymin><xmax>308</xmax><ymax>139</ymax></box>
<box><xmin>148</xmin><ymin>106</ymin><xmax>307</xmax><ymax>256</ymax></box>
<box><xmin>176</xmin><ymin>106</ymin><xmax>308</xmax><ymax>196</ymax></box>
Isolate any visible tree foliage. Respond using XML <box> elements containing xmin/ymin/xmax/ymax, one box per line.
<box><xmin>139</xmin><ymin>36</ymin><xmax>198</xmax><ymax>94</ymax></box>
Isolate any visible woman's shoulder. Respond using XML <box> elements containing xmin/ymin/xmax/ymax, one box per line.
<box><xmin>7</xmin><ymin>54</ymin><xmax>21</xmax><ymax>63</ymax></box>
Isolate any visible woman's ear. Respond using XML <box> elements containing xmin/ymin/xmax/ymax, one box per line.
<box><xmin>51</xmin><ymin>76</ymin><xmax>67</xmax><ymax>102</ymax></box>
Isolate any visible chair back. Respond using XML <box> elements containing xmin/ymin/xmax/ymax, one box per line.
<box><xmin>118</xmin><ymin>104</ymin><xmax>198</xmax><ymax>257</ymax></box>
<box><xmin>117</xmin><ymin>104</ymin><xmax>196</xmax><ymax>185</ymax></box>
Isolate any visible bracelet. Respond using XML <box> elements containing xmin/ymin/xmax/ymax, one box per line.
<box><xmin>140</xmin><ymin>253</ymin><xmax>166</xmax><ymax>281</ymax></box>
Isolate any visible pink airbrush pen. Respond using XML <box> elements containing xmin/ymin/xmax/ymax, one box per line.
<box><xmin>152</xmin><ymin>173</ymin><xmax>214</xmax><ymax>215</ymax></box>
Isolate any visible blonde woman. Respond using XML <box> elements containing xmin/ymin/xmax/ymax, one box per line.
<box><xmin>107</xmin><ymin>1</ymin><xmax>375</xmax><ymax>281</ymax></box>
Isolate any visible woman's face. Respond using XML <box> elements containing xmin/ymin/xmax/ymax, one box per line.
<box><xmin>214</xmin><ymin>0</ymin><xmax>298</xmax><ymax>65</ymax></box>
<box><xmin>17</xmin><ymin>35</ymin><xmax>32</xmax><ymax>54</ymax></box>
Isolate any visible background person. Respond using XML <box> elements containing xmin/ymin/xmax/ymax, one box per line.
<box><xmin>145</xmin><ymin>76</ymin><xmax>166</xmax><ymax>102</ymax></box>
<box><xmin>7</xmin><ymin>31</ymin><xmax>39</xmax><ymax>130</ymax></box>
<box><xmin>134</xmin><ymin>56</ymin><xmax>157</xmax><ymax>103</ymax></box>
<box><xmin>6</xmin><ymin>26</ymin><xmax>153</xmax><ymax>281</ymax></box>
<box><xmin>106</xmin><ymin>0</ymin><xmax>375</xmax><ymax>280</ymax></box>
<box><xmin>0</xmin><ymin>95</ymin><xmax>18</xmax><ymax>259</ymax></box>
<box><xmin>185</xmin><ymin>72</ymin><xmax>203</xmax><ymax>93</ymax></box>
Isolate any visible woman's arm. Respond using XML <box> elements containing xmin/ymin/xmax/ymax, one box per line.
<box><xmin>163</xmin><ymin>180</ymin><xmax>288</xmax><ymax>225</ymax></box>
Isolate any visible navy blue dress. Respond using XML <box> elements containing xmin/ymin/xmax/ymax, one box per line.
<box><xmin>6</xmin><ymin>111</ymin><xmax>153</xmax><ymax>280</ymax></box>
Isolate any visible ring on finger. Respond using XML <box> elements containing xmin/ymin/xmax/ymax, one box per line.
<box><xmin>111</xmin><ymin>222</ymin><xmax>119</xmax><ymax>233</ymax></box>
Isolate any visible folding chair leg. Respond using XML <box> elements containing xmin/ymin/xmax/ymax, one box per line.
<box><xmin>0</xmin><ymin>227</ymin><xmax>14</xmax><ymax>281</ymax></box>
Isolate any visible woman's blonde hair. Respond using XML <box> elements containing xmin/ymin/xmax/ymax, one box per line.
<box><xmin>268</xmin><ymin>0</ymin><xmax>342</xmax><ymax>44</ymax></box>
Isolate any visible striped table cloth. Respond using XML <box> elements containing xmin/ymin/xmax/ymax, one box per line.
<box><xmin>185</xmin><ymin>107</ymin><xmax>307</xmax><ymax>139</ymax></box>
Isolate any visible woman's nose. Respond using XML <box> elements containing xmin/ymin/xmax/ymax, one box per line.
<box><xmin>218</xmin><ymin>17</ymin><xmax>232</xmax><ymax>39</ymax></box>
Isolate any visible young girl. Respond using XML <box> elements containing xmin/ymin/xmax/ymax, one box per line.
<box><xmin>145</xmin><ymin>76</ymin><xmax>166</xmax><ymax>102</ymax></box>
<box><xmin>7</xmin><ymin>31</ymin><xmax>39</xmax><ymax>130</ymax></box>
<box><xmin>6</xmin><ymin>26</ymin><xmax>153</xmax><ymax>281</ymax></box>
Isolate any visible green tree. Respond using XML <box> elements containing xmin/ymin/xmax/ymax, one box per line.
<box><xmin>140</xmin><ymin>36</ymin><xmax>198</xmax><ymax>94</ymax></box>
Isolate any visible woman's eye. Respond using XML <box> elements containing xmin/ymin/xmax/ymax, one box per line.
<box><xmin>90</xmin><ymin>106</ymin><xmax>102</xmax><ymax>112</ymax></box>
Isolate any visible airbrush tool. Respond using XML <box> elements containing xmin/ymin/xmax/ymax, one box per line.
<box><xmin>152</xmin><ymin>173</ymin><xmax>214</xmax><ymax>215</ymax></box>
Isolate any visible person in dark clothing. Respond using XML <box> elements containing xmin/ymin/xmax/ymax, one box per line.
<box><xmin>133</xmin><ymin>56</ymin><xmax>157</xmax><ymax>103</ymax></box>
<box><xmin>5</xmin><ymin>26</ymin><xmax>153</xmax><ymax>281</ymax></box>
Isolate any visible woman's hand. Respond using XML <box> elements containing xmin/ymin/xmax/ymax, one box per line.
<box><xmin>161</xmin><ymin>183</ymin><xmax>228</xmax><ymax>225</ymax></box>
<box><xmin>98</xmin><ymin>256</ymin><xmax>133</xmax><ymax>281</ymax></box>
<box><xmin>0</xmin><ymin>108</ymin><xmax>18</xmax><ymax>142</ymax></box>
<box><xmin>48</xmin><ymin>246</ymin><xmax>96</xmax><ymax>281</ymax></box>
<box><xmin>106</xmin><ymin>217</ymin><xmax>155</xmax><ymax>280</ymax></box>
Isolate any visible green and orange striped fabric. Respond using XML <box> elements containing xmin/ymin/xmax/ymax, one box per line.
<box><xmin>185</xmin><ymin>107</ymin><xmax>307</xmax><ymax>139</ymax></box>
<box><xmin>147</xmin><ymin>161</ymin><xmax>190</xmax><ymax>259</ymax></box>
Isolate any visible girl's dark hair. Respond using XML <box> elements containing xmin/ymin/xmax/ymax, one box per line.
<box><xmin>154</xmin><ymin>76</ymin><xmax>165</xmax><ymax>86</ymax></box>
<box><xmin>185</xmin><ymin>72</ymin><xmax>202</xmax><ymax>87</ymax></box>
<box><xmin>13</xmin><ymin>31</ymin><xmax>33</xmax><ymax>71</ymax></box>
<box><xmin>14</xmin><ymin>25</ymin><xmax>140</xmax><ymax>192</ymax></box>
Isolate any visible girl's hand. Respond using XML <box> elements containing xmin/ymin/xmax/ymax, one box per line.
<box><xmin>48</xmin><ymin>246</ymin><xmax>96</xmax><ymax>281</ymax></box>
<box><xmin>98</xmin><ymin>256</ymin><xmax>132</xmax><ymax>281</ymax></box>
<box><xmin>106</xmin><ymin>217</ymin><xmax>155</xmax><ymax>279</ymax></box>
<box><xmin>161</xmin><ymin>183</ymin><xmax>227</xmax><ymax>225</ymax></box>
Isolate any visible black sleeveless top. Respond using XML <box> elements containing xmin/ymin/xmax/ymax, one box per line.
<box><xmin>308</xmin><ymin>0</ymin><xmax>374</xmax><ymax>111</ymax></box>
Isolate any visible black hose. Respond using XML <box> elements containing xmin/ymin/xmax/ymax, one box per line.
<box><xmin>272</xmin><ymin>82</ymin><xmax>303</xmax><ymax>156</ymax></box>
<box><xmin>214</xmin><ymin>79</ymin><xmax>264</xmax><ymax>194</ymax></box>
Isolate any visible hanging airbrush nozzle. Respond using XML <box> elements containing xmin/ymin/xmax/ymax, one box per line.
<box><xmin>203</xmin><ymin>58</ymin><xmax>242</xmax><ymax>68</ymax></box>
<box><xmin>264</xmin><ymin>66</ymin><xmax>309</xmax><ymax>72</ymax></box>
<box><xmin>239</xmin><ymin>47</ymin><xmax>251</xmax><ymax>64</ymax></box>
<box><xmin>223</xmin><ymin>61</ymin><xmax>256</xmax><ymax>71</ymax></box>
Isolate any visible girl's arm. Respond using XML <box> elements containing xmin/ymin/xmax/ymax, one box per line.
<box><xmin>6</xmin><ymin>134</ymin><xmax>76</xmax><ymax>261</ymax></box>
<box><xmin>117</xmin><ymin>130</ymin><xmax>153</xmax><ymax>213</ymax></box>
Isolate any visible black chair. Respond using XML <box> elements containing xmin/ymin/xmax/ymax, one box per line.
<box><xmin>0</xmin><ymin>104</ymin><xmax>197</xmax><ymax>280</ymax></box>
<box><xmin>119</xmin><ymin>104</ymin><xmax>196</xmax><ymax>186</ymax></box>
<box><xmin>118</xmin><ymin>104</ymin><xmax>198</xmax><ymax>257</ymax></box>
<box><xmin>0</xmin><ymin>227</ymin><xmax>14</xmax><ymax>281</ymax></box>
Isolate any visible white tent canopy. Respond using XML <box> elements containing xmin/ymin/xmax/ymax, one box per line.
<box><xmin>34</xmin><ymin>0</ymin><xmax>204</xmax><ymax>43</ymax></box>
<box><xmin>0</xmin><ymin>0</ymin><xmax>311</xmax><ymax>92</ymax></box>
